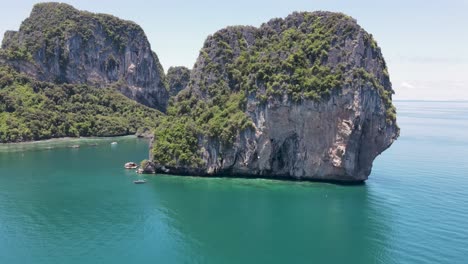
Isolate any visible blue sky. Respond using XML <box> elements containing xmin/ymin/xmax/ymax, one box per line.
<box><xmin>1</xmin><ymin>0</ymin><xmax>467</xmax><ymax>100</ymax></box>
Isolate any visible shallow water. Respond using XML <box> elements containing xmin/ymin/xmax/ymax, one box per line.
<box><xmin>0</xmin><ymin>101</ymin><xmax>467</xmax><ymax>263</ymax></box>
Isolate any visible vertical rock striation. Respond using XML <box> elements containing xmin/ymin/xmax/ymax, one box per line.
<box><xmin>152</xmin><ymin>11</ymin><xmax>399</xmax><ymax>182</ymax></box>
<box><xmin>1</xmin><ymin>2</ymin><xmax>168</xmax><ymax>111</ymax></box>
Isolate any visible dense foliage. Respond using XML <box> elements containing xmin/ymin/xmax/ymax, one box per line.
<box><xmin>1</xmin><ymin>2</ymin><xmax>142</xmax><ymax>60</ymax></box>
<box><xmin>152</xmin><ymin>89</ymin><xmax>252</xmax><ymax>166</ymax></box>
<box><xmin>198</xmin><ymin>15</ymin><xmax>348</xmax><ymax>102</ymax></box>
<box><xmin>166</xmin><ymin>66</ymin><xmax>191</xmax><ymax>96</ymax></box>
<box><xmin>152</xmin><ymin>115</ymin><xmax>203</xmax><ymax>167</ymax></box>
<box><xmin>0</xmin><ymin>66</ymin><xmax>161</xmax><ymax>143</ymax></box>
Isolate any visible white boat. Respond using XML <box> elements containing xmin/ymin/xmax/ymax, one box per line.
<box><xmin>124</xmin><ymin>162</ymin><xmax>138</xmax><ymax>169</ymax></box>
<box><xmin>133</xmin><ymin>179</ymin><xmax>146</xmax><ymax>184</ymax></box>
<box><xmin>111</xmin><ymin>142</ymin><xmax>118</xmax><ymax>145</ymax></box>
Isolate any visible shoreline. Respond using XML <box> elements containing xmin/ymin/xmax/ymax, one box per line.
<box><xmin>0</xmin><ymin>135</ymin><xmax>139</xmax><ymax>146</ymax></box>
<box><xmin>0</xmin><ymin>135</ymin><xmax>147</xmax><ymax>153</ymax></box>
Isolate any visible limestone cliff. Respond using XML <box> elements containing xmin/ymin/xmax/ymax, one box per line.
<box><xmin>167</xmin><ymin>66</ymin><xmax>191</xmax><ymax>97</ymax></box>
<box><xmin>151</xmin><ymin>12</ymin><xmax>399</xmax><ymax>182</ymax></box>
<box><xmin>0</xmin><ymin>2</ymin><xmax>168</xmax><ymax>111</ymax></box>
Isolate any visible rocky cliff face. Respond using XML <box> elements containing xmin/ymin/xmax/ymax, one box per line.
<box><xmin>0</xmin><ymin>3</ymin><xmax>168</xmax><ymax>111</ymax></box>
<box><xmin>199</xmin><ymin>85</ymin><xmax>397</xmax><ymax>182</ymax></box>
<box><xmin>167</xmin><ymin>66</ymin><xmax>191</xmax><ymax>97</ymax></box>
<box><xmin>152</xmin><ymin>12</ymin><xmax>399</xmax><ymax>182</ymax></box>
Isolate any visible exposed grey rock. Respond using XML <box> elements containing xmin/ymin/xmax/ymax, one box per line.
<box><xmin>1</xmin><ymin>3</ymin><xmax>169</xmax><ymax>111</ymax></box>
<box><xmin>167</xmin><ymin>66</ymin><xmax>191</xmax><ymax>97</ymax></box>
<box><xmin>198</xmin><ymin>85</ymin><xmax>398</xmax><ymax>182</ymax></box>
<box><xmin>140</xmin><ymin>160</ymin><xmax>156</xmax><ymax>174</ymax></box>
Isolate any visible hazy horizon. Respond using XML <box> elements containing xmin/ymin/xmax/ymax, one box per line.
<box><xmin>0</xmin><ymin>0</ymin><xmax>466</xmax><ymax>101</ymax></box>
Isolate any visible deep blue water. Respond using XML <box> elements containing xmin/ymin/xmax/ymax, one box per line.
<box><xmin>0</xmin><ymin>101</ymin><xmax>467</xmax><ymax>263</ymax></box>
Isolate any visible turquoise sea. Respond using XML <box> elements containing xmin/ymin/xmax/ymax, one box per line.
<box><xmin>0</xmin><ymin>101</ymin><xmax>467</xmax><ymax>263</ymax></box>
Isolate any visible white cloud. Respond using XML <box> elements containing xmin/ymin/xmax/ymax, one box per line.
<box><xmin>400</xmin><ymin>81</ymin><xmax>415</xmax><ymax>89</ymax></box>
<box><xmin>387</xmin><ymin>56</ymin><xmax>468</xmax><ymax>101</ymax></box>
<box><xmin>393</xmin><ymin>80</ymin><xmax>468</xmax><ymax>101</ymax></box>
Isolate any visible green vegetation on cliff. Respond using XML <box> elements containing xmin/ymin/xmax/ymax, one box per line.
<box><xmin>151</xmin><ymin>12</ymin><xmax>396</xmax><ymax>166</ymax></box>
<box><xmin>2</xmin><ymin>2</ymin><xmax>169</xmax><ymax>111</ymax></box>
<box><xmin>2</xmin><ymin>2</ymin><xmax>142</xmax><ymax>59</ymax></box>
<box><xmin>202</xmin><ymin>16</ymin><xmax>346</xmax><ymax>102</ymax></box>
<box><xmin>0</xmin><ymin>66</ymin><xmax>160</xmax><ymax>143</ymax></box>
<box><xmin>166</xmin><ymin>66</ymin><xmax>191</xmax><ymax>96</ymax></box>
<box><xmin>152</xmin><ymin>89</ymin><xmax>252</xmax><ymax>166</ymax></box>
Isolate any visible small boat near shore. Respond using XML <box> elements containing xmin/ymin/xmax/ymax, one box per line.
<box><xmin>70</xmin><ymin>145</ymin><xmax>80</xmax><ymax>148</ymax></box>
<box><xmin>133</xmin><ymin>179</ymin><xmax>146</xmax><ymax>184</ymax></box>
<box><xmin>111</xmin><ymin>142</ymin><xmax>118</xmax><ymax>145</ymax></box>
<box><xmin>124</xmin><ymin>162</ymin><xmax>138</xmax><ymax>169</ymax></box>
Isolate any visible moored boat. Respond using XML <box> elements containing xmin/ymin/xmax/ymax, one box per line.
<box><xmin>124</xmin><ymin>162</ymin><xmax>138</xmax><ymax>169</ymax></box>
<box><xmin>133</xmin><ymin>179</ymin><xmax>146</xmax><ymax>184</ymax></box>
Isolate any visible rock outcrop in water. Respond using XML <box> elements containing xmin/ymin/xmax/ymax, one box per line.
<box><xmin>0</xmin><ymin>2</ymin><xmax>168</xmax><ymax>111</ymax></box>
<box><xmin>151</xmin><ymin>12</ymin><xmax>399</xmax><ymax>182</ymax></box>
